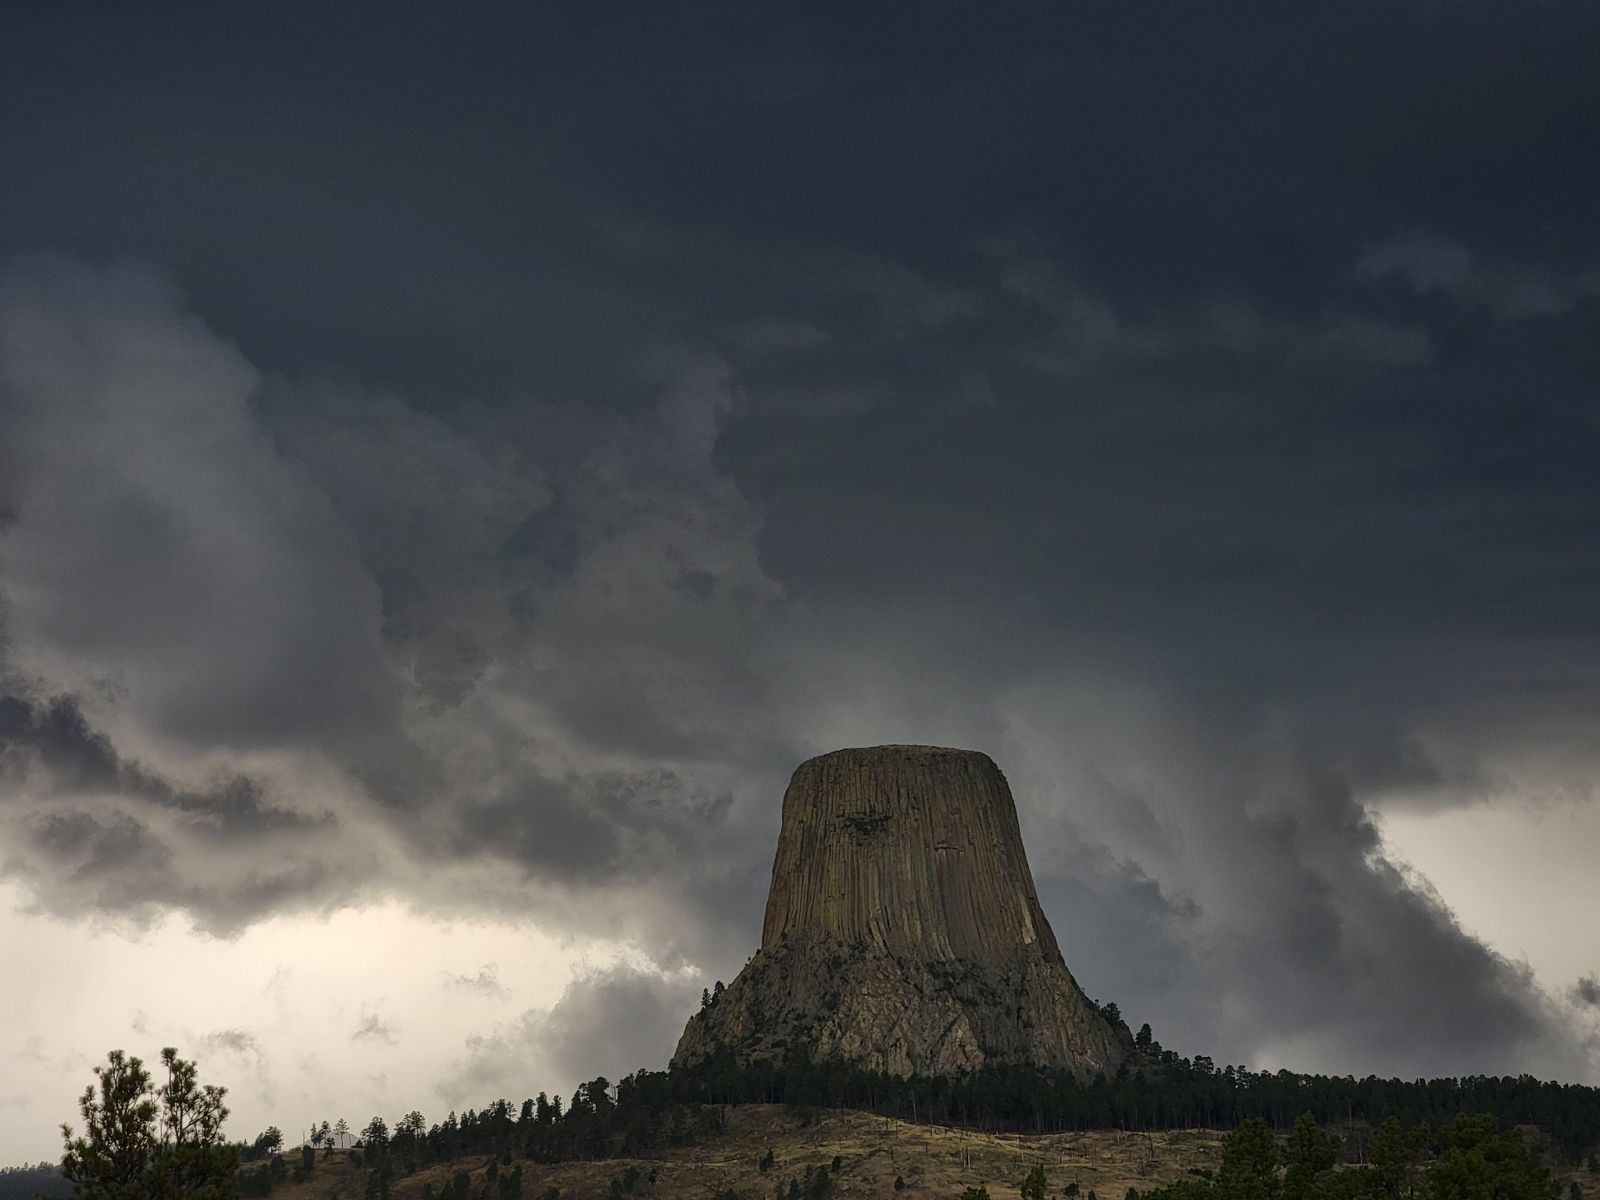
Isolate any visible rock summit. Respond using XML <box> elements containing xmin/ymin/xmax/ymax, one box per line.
<box><xmin>673</xmin><ymin>745</ymin><xmax>1128</xmax><ymax>1079</ymax></box>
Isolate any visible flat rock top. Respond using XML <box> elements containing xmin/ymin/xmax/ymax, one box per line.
<box><xmin>792</xmin><ymin>745</ymin><xmax>1006</xmax><ymax>795</ymax></box>
<box><xmin>800</xmin><ymin>744</ymin><xmax>996</xmax><ymax>764</ymax></box>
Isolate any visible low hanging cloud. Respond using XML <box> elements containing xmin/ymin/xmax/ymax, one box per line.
<box><xmin>0</xmin><ymin>257</ymin><xmax>396</xmax><ymax>755</ymax></box>
<box><xmin>439</xmin><ymin>966</ymin><xmax>704</xmax><ymax>1106</ymax></box>
<box><xmin>0</xmin><ymin>255</ymin><xmax>785</xmax><ymax>952</ymax></box>
<box><xmin>2</xmin><ymin>241</ymin><xmax>1599</xmax><ymax>1099</ymax></box>
<box><xmin>0</xmin><ymin>690</ymin><xmax>351</xmax><ymax>931</ymax></box>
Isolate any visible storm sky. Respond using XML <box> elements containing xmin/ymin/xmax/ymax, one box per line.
<box><xmin>4</xmin><ymin>0</ymin><xmax>1600</xmax><ymax>1164</ymax></box>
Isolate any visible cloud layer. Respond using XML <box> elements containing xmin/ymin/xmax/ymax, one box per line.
<box><xmin>5</xmin><ymin>4</ymin><xmax>1600</xmax><ymax>1144</ymax></box>
<box><xmin>4</xmin><ymin>242</ymin><xmax>1596</xmax><ymax>1090</ymax></box>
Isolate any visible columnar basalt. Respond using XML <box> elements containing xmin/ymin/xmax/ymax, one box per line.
<box><xmin>673</xmin><ymin>745</ymin><xmax>1128</xmax><ymax>1079</ymax></box>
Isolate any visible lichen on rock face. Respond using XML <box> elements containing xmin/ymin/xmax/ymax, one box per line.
<box><xmin>673</xmin><ymin>745</ymin><xmax>1128</xmax><ymax>1080</ymax></box>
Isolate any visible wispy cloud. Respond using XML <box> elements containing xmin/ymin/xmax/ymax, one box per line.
<box><xmin>1357</xmin><ymin>232</ymin><xmax>1600</xmax><ymax>320</ymax></box>
<box><xmin>351</xmin><ymin>1016</ymin><xmax>400</xmax><ymax>1046</ymax></box>
<box><xmin>443</xmin><ymin>965</ymin><xmax>511</xmax><ymax>999</ymax></box>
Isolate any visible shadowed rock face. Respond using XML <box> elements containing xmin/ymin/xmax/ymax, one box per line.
<box><xmin>674</xmin><ymin>745</ymin><xmax>1128</xmax><ymax>1079</ymax></box>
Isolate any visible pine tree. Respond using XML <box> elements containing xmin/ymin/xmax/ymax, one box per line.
<box><xmin>1216</xmin><ymin>1118</ymin><xmax>1280</xmax><ymax>1200</ymax></box>
<box><xmin>1283</xmin><ymin>1113</ymin><xmax>1338</xmax><ymax>1196</ymax></box>
<box><xmin>60</xmin><ymin>1047</ymin><xmax>238</xmax><ymax>1200</ymax></box>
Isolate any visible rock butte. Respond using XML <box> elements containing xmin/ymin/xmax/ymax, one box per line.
<box><xmin>673</xmin><ymin>745</ymin><xmax>1128</xmax><ymax>1079</ymax></box>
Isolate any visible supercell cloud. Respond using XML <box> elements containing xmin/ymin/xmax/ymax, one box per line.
<box><xmin>3</xmin><ymin>1</ymin><xmax>1600</xmax><ymax>1158</ymax></box>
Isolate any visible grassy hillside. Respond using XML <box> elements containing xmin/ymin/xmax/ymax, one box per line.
<box><xmin>256</xmin><ymin>1107</ymin><xmax>1229</xmax><ymax>1200</ymax></box>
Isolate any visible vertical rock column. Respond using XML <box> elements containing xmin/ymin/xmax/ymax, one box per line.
<box><xmin>674</xmin><ymin>745</ymin><xmax>1128</xmax><ymax>1080</ymax></box>
<box><xmin>761</xmin><ymin>746</ymin><xmax>1061</xmax><ymax>964</ymax></box>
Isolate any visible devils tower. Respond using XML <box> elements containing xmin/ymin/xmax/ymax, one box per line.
<box><xmin>674</xmin><ymin>745</ymin><xmax>1128</xmax><ymax>1079</ymax></box>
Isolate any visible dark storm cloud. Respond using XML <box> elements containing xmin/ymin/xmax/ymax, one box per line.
<box><xmin>0</xmin><ymin>688</ymin><xmax>347</xmax><ymax>927</ymax></box>
<box><xmin>0</xmin><ymin>693</ymin><xmax>121</xmax><ymax>792</ymax></box>
<box><xmin>0</xmin><ymin>692</ymin><xmax>325</xmax><ymax>841</ymax></box>
<box><xmin>443</xmin><ymin>767</ymin><xmax>735</xmax><ymax>888</ymax></box>
<box><xmin>0</xmin><ymin>256</ymin><xmax>399</xmax><ymax>757</ymax></box>
<box><xmin>1003</xmin><ymin>690</ymin><xmax>1581</xmax><ymax>1078</ymax></box>
<box><xmin>5</xmin><ymin>2</ymin><xmax>1596</xmax><ymax>394</ymax></box>
<box><xmin>0</xmin><ymin>258</ymin><xmax>773</xmax><ymax>945</ymax></box>
<box><xmin>3</xmin><ymin>0</ymin><xmax>1599</xmax><ymax>1086</ymax></box>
